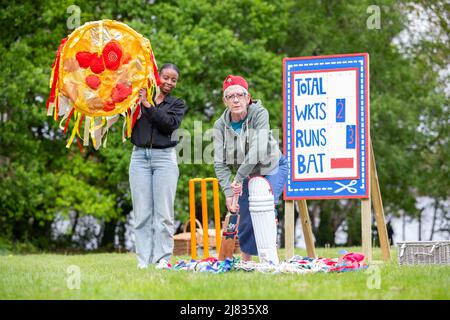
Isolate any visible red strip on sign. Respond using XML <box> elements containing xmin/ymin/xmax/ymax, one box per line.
<box><xmin>331</xmin><ymin>158</ymin><xmax>354</xmax><ymax>169</ymax></box>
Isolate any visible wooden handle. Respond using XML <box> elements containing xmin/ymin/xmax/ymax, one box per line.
<box><xmin>231</xmin><ymin>193</ymin><xmax>239</xmax><ymax>213</ymax></box>
<box><xmin>183</xmin><ymin>218</ymin><xmax>202</xmax><ymax>233</ymax></box>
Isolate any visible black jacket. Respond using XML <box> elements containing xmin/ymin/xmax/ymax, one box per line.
<box><xmin>131</xmin><ymin>95</ymin><xmax>186</xmax><ymax>148</ymax></box>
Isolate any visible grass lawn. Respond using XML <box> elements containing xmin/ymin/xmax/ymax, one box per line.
<box><xmin>0</xmin><ymin>247</ymin><xmax>449</xmax><ymax>300</ymax></box>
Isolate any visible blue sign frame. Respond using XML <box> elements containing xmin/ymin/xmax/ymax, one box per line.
<box><xmin>283</xmin><ymin>53</ymin><xmax>370</xmax><ymax>199</ymax></box>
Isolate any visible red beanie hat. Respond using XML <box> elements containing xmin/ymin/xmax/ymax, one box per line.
<box><xmin>223</xmin><ymin>75</ymin><xmax>248</xmax><ymax>92</ymax></box>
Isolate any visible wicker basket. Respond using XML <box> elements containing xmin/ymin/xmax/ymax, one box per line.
<box><xmin>397</xmin><ymin>241</ymin><xmax>450</xmax><ymax>265</ymax></box>
<box><xmin>173</xmin><ymin>219</ymin><xmax>241</xmax><ymax>257</ymax></box>
<box><xmin>173</xmin><ymin>219</ymin><xmax>200</xmax><ymax>256</ymax></box>
<box><xmin>173</xmin><ymin>219</ymin><xmax>217</xmax><ymax>256</ymax></box>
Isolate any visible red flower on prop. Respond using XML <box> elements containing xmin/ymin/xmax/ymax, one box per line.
<box><xmin>111</xmin><ymin>83</ymin><xmax>132</xmax><ymax>103</ymax></box>
<box><xmin>85</xmin><ymin>75</ymin><xmax>101</xmax><ymax>90</ymax></box>
<box><xmin>103</xmin><ymin>100</ymin><xmax>116</xmax><ymax>112</ymax></box>
<box><xmin>76</xmin><ymin>52</ymin><xmax>94</xmax><ymax>69</ymax></box>
<box><xmin>102</xmin><ymin>40</ymin><xmax>123</xmax><ymax>71</ymax></box>
<box><xmin>90</xmin><ymin>55</ymin><xmax>105</xmax><ymax>74</ymax></box>
<box><xmin>111</xmin><ymin>83</ymin><xmax>132</xmax><ymax>102</ymax></box>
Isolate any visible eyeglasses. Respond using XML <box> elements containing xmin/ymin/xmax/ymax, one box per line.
<box><xmin>225</xmin><ymin>92</ymin><xmax>247</xmax><ymax>101</ymax></box>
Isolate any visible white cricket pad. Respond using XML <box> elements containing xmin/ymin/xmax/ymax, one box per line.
<box><xmin>248</xmin><ymin>176</ymin><xmax>279</xmax><ymax>264</ymax></box>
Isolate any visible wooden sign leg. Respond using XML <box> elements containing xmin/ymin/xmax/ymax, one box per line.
<box><xmin>361</xmin><ymin>198</ymin><xmax>372</xmax><ymax>263</ymax></box>
<box><xmin>284</xmin><ymin>200</ymin><xmax>295</xmax><ymax>260</ymax></box>
<box><xmin>297</xmin><ymin>200</ymin><xmax>317</xmax><ymax>258</ymax></box>
<box><xmin>370</xmin><ymin>142</ymin><xmax>391</xmax><ymax>261</ymax></box>
<box><xmin>361</xmin><ymin>135</ymin><xmax>372</xmax><ymax>264</ymax></box>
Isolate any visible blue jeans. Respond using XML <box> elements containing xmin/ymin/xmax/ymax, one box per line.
<box><xmin>129</xmin><ymin>146</ymin><xmax>179</xmax><ymax>265</ymax></box>
<box><xmin>238</xmin><ymin>155</ymin><xmax>289</xmax><ymax>255</ymax></box>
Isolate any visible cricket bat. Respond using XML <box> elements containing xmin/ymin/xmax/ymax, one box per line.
<box><xmin>218</xmin><ymin>194</ymin><xmax>240</xmax><ymax>261</ymax></box>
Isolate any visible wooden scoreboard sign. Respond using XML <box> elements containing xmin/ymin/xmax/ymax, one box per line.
<box><xmin>283</xmin><ymin>53</ymin><xmax>369</xmax><ymax>199</ymax></box>
<box><xmin>282</xmin><ymin>53</ymin><xmax>391</xmax><ymax>263</ymax></box>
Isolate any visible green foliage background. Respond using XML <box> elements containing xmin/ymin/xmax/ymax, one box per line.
<box><xmin>0</xmin><ymin>0</ymin><xmax>448</xmax><ymax>250</ymax></box>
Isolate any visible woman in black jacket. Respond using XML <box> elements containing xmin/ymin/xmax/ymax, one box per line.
<box><xmin>129</xmin><ymin>63</ymin><xmax>186</xmax><ymax>269</ymax></box>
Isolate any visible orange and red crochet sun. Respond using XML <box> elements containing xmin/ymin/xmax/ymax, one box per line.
<box><xmin>46</xmin><ymin>20</ymin><xmax>160</xmax><ymax>149</ymax></box>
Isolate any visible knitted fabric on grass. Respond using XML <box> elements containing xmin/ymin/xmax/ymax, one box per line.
<box><xmin>169</xmin><ymin>252</ymin><xmax>367</xmax><ymax>274</ymax></box>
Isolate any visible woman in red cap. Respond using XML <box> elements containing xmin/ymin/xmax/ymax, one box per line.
<box><xmin>213</xmin><ymin>75</ymin><xmax>289</xmax><ymax>262</ymax></box>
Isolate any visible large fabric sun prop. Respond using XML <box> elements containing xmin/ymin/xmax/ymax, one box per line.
<box><xmin>46</xmin><ymin>20</ymin><xmax>160</xmax><ymax>149</ymax></box>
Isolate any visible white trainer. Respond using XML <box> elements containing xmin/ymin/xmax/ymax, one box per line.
<box><xmin>155</xmin><ymin>259</ymin><xmax>172</xmax><ymax>270</ymax></box>
<box><xmin>137</xmin><ymin>263</ymin><xmax>148</xmax><ymax>269</ymax></box>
